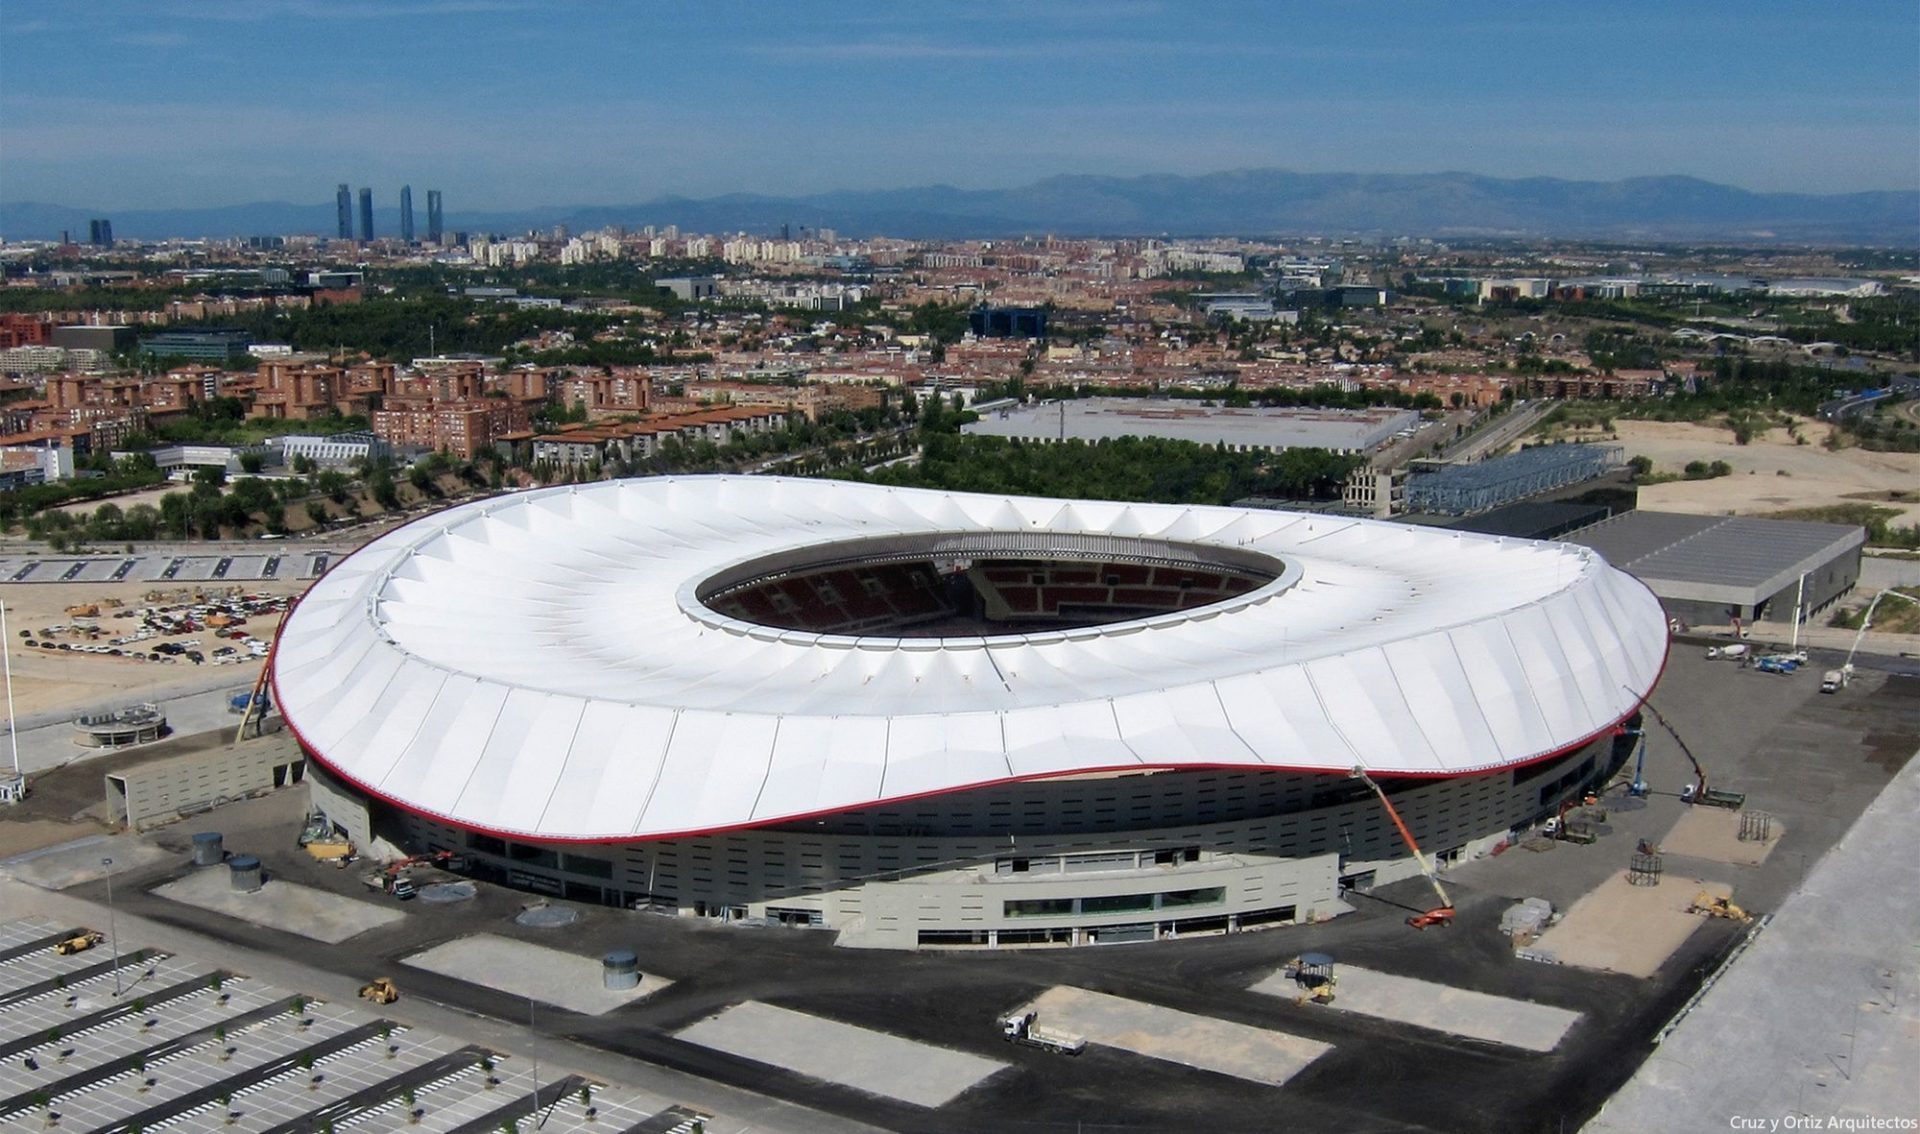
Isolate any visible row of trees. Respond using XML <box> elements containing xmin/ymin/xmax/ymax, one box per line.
<box><xmin>0</xmin><ymin>457</ymin><xmax>165</xmax><ymax>529</ymax></box>
<box><xmin>834</xmin><ymin>433</ymin><xmax>1363</xmax><ymax>507</ymax></box>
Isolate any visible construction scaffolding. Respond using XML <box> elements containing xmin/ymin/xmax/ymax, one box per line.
<box><xmin>1407</xmin><ymin>444</ymin><xmax>1625</xmax><ymax>516</ymax></box>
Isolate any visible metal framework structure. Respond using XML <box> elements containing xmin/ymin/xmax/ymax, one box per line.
<box><xmin>1409</xmin><ymin>444</ymin><xmax>1625</xmax><ymax>516</ymax></box>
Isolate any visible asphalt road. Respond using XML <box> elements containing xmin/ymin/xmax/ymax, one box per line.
<box><xmin>1442</xmin><ymin>399</ymin><xmax>1559</xmax><ymax>464</ymax></box>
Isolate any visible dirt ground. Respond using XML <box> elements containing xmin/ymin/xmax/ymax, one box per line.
<box><xmin>1658</xmin><ymin>806</ymin><xmax>1783</xmax><ymax>867</ymax></box>
<box><xmin>1528</xmin><ymin>871</ymin><xmax>1734</xmax><ymax>979</ymax></box>
<box><xmin>1608</xmin><ymin>419</ymin><xmax>1920</xmax><ymax>525</ymax></box>
<box><xmin>2</xmin><ymin>577</ymin><xmax>310</xmax><ymax>718</ymax></box>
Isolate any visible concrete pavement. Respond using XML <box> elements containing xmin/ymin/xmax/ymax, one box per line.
<box><xmin>1584</xmin><ymin>747</ymin><xmax>1920</xmax><ymax>1132</ymax></box>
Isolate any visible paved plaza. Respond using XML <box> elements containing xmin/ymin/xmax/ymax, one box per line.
<box><xmin>1018</xmin><ymin>985</ymin><xmax>1333</xmax><ymax>1087</ymax></box>
<box><xmin>1252</xmin><ymin>964</ymin><xmax>1582</xmax><ymax>1052</ymax></box>
<box><xmin>676</xmin><ymin>1000</ymin><xmax>1009</xmax><ymax>1108</ymax></box>
<box><xmin>153</xmin><ymin>864</ymin><xmax>406</xmax><ymax>943</ymax></box>
<box><xmin>403</xmin><ymin>933</ymin><xmax>673</xmax><ymax>1016</ymax></box>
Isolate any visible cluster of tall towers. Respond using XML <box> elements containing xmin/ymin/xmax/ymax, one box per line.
<box><xmin>334</xmin><ymin>183</ymin><xmax>443</xmax><ymax>243</ymax></box>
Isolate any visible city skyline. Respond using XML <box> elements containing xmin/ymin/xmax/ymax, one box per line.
<box><xmin>2</xmin><ymin>1</ymin><xmax>1915</xmax><ymax>213</ymax></box>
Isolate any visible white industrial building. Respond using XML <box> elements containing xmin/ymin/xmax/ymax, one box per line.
<box><xmin>280</xmin><ymin>477</ymin><xmax>1667</xmax><ymax>948</ymax></box>
<box><xmin>964</xmin><ymin>399</ymin><xmax>1419</xmax><ymax>455</ymax></box>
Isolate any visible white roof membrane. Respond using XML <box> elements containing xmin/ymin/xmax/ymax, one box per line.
<box><xmin>273</xmin><ymin>477</ymin><xmax>1668</xmax><ymax>840</ymax></box>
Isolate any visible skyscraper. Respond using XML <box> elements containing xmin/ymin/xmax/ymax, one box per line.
<box><xmin>336</xmin><ymin>184</ymin><xmax>352</xmax><ymax>239</ymax></box>
<box><xmin>358</xmin><ymin>187</ymin><xmax>374</xmax><ymax>242</ymax></box>
<box><xmin>88</xmin><ymin>219</ymin><xmax>114</xmax><ymax>248</ymax></box>
<box><xmin>399</xmin><ymin>185</ymin><xmax>415</xmax><ymax>243</ymax></box>
<box><xmin>426</xmin><ymin>190</ymin><xmax>443</xmax><ymax>244</ymax></box>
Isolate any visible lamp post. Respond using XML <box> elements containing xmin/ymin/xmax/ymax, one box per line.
<box><xmin>1</xmin><ymin>597</ymin><xmax>22</xmax><ymax>801</ymax></box>
<box><xmin>102</xmin><ymin>857</ymin><xmax>121</xmax><ymax>997</ymax></box>
<box><xmin>530</xmin><ymin>994</ymin><xmax>545</xmax><ymax>1129</ymax></box>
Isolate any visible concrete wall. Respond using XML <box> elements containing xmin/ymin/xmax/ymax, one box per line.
<box><xmin>1765</xmin><ymin>543</ymin><xmax>1863</xmax><ymax>622</ymax></box>
<box><xmin>850</xmin><ymin>852</ymin><xmax>1343</xmax><ymax>948</ymax></box>
<box><xmin>1664</xmin><ymin>542</ymin><xmax>1862</xmax><ymax>629</ymax></box>
<box><xmin>108</xmin><ymin>745</ymin><xmax>306</xmax><ymax>831</ymax></box>
<box><xmin>1860</xmin><ymin>556</ymin><xmax>1920</xmax><ymax>591</ymax></box>
<box><xmin>306</xmin><ymin>733</ymin><xmax>1622</xmax><ymax>948</ymax></box>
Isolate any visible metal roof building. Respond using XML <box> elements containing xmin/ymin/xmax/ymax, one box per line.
<box><xmin>1564</xmin><ymin>510</ymin><xmax>1865</xmax><ymax>629</ymax></box>
<box><xmin>963</xmin><ymin>399</ymin><xmax>1418</xmax><ymax>454</ymax></box>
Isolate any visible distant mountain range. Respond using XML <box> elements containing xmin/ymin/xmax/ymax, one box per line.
<box><xmin>6</xmin><ymin>169</ymin><xmax>1916</xmax><ymax>244</ymax></box>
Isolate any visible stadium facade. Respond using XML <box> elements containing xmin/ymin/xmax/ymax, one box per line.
<box><xmin>280</xmin><ymin>478</ymin><xmax>1667</xmax><ymax>948</ymax></box>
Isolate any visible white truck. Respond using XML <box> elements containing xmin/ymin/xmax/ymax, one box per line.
<box><xmin>1705</xmin><ymin>643</ymin><xmax>1749</xmax><ymax>661</ymax></box>
<box><xmin>1820</xmin><ymin>668</ymin><xmax>1849</xmax><ymax>694</ymax></box>
<box><xmin>999</xmin><ymin>1011</ymin><xmax>1086</xmax><ymax>1055</ymax></box>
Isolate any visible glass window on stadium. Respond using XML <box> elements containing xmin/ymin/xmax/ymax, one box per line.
<box><xmin>1005</xmin><ymin>897</ymin><xmax>1074</xmax><ymax>918</ymax></box>
<box><xmin>1158</xmin><ymin>886</ymin><xmax>1226</xmax><ymax>909</ymax></box>
<box><xmin>561</xmin><ymin>853</ymin><xmax>614</xmax><ymax>879</ymax></box>
<box><xmin>1081</xmin><ymin>892</ymin><xmax>1156</xmax><ymax>915</ymax></box>
<box><xmin>508</xmin><ymin>843</ymin><xmax>559</xmax><ymax>869</ymax></box>
<box><xmin>997</xmin><ymin>927</ymin><xmax>1074</xmax><ymax>946</ymax></box>
<box><xmin>919</xmin><ymin>928</ymin><xmax>991</xmax><ymax>946</ymax></box>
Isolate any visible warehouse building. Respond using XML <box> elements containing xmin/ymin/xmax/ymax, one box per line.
<box><xmin>965</xmin><ymin>399</ymin><xmax>1418</xmax><ymax>454</ymax></box>
<box><xmin>1565</xmin><ymin>511</ymin><xmax>1865</xmax><ymax>629</ymax></box>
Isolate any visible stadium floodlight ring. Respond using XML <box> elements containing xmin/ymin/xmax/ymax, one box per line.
<box><xmin>273</xmin><ymin>476</ymin><xmax>1667</xmax><ymax>841</ymax></box>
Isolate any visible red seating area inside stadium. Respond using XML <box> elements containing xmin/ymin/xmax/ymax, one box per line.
<box><xmin>710</xmin><ymin>562</ymin><xmax>955</xmax><ymax>634</ymax></box>
<box><xmin>709</xmin><ymin>557</ymin><xmax>1270</xmax><ymax>636</ymax></box>
<box><xmin>973</xmin><ymin>560</ymin><xmax>1262</xmax><ymax>620</ymax></box>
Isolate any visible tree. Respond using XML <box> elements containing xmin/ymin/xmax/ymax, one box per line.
<box><xmin>193</xmin><ymin>464</ymin><xmax>227</xmax><ymax>490</ymax></box>
<box><xmin>369</xmin><ymin>470</ymin><xmax>402</xmax><ymax>511</ymax></box>
<box><xmin>160</xmin><ymin>492</ymin><xmax>192</xmax><ymax>539</ymax></box>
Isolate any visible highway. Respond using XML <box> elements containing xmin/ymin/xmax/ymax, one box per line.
<box><xmin>1436</xmin><ymin>398</ymin><xmax>1558</xmax><ymax>464</ymax></box>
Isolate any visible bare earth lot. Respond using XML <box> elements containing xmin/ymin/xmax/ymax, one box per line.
<box><xmin>0</xmin><ymin>577</ymin><xmax>309</xmax><ymax>719</ymax></box>
<box><xmin>1612</xmin><ymin>419</ymin><xmax>1920</xmax><ymax>525</ymax></box>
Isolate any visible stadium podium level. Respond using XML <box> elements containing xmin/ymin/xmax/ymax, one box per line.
<box><xmin>281</xmin><ymin>477</ymin><xmax>1667</xmax><ymax>949</ymax></box>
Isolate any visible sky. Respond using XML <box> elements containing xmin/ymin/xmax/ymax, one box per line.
<box><xmin>2</xmin><ymin>1</ymin><xmax>1916</xmax><ymax>210</ymax></box>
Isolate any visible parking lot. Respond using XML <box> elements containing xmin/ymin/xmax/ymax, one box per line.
<box><xmin>1</xmin><ymin>551</ymin><xmax>335</xmax><ymax>586</ymax></box>
<box><xmin>8</xmin><ymin>645</ymin><xmax>1917</xmax><ymax>1133</ymax></box>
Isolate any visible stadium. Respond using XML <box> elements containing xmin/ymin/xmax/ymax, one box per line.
<box><xmin>277</xmin><ymin>477</ymin><xmax>1668</xmax><ymax>948</ymax></box>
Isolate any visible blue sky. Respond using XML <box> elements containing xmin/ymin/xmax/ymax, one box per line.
<box><xmin>3</xmin><ymin>1</ymin><xmax>1915</xmax><ymax>209</ymax></box>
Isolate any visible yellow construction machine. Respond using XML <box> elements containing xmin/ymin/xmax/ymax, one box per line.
<box><xmin>358</xmin><ymin>977</ymin><xmax>399</xmax><ymax>1004</ymax></box>
<box><xmin>1688</xmin><ymin>891</ymin><xmax>1752</xmax><ymax>923</ymax></box>
<box><xmin>55</xmin><ymin>931</ymin><xmax>104</xmax><ymax>955</ymax></box>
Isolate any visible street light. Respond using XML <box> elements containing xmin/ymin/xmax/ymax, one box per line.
<box><xmin>102</xmin><ymin>857</ymin><xmax>121</xmax><ymax>997</ymax></box>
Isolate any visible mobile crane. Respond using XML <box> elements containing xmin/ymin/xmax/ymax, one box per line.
<box><xmin>1350</xmin><ymin>767</ymin><xmax>1454</xmax><ymax>930</ymax></box>
<box><xmin>1833</xmin><ymin>588</ymin><xmax>1920</xmax><ymax>693</ymax></box>
<box><xmin>1638</xmin><ymin>697</ymin><xmax>1744</xmax><ymax>809</ymax></box>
